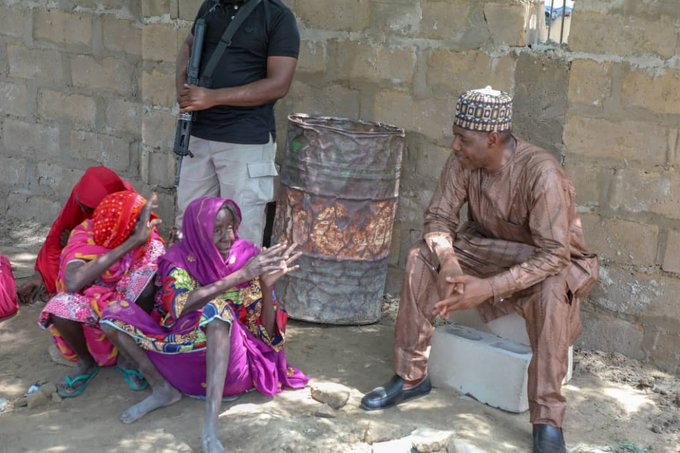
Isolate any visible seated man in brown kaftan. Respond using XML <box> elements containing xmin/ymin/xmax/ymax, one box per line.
<box><xmin>360</xmin><ymin>87</ymin><xmax>598</xmax><ymax>453</ymax></box>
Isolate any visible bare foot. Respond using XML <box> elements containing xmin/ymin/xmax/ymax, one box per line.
<box><xmin>120</xmin><ymin>383</ymin><xmax>181</xmax><ymax>424</ymax></box>
<box><xmin>201</xmin><ymin>427</ymin><xmax>225</xmax><ymax>453</ymax></box>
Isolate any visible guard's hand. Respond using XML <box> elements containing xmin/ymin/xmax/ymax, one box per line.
<box><xmin>432</xmin><ymin>274</ymin><xmax>493</xmax><ymax>319</ymax></box>
<box><xmin>179</xmin><ymin>84</ymin><xmax>214</xmax><ymax>113</ymax></box>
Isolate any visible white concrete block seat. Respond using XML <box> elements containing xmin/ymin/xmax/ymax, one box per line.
<box><xmin>428</xmin><ymin>310</ymin><xmax>573</xmax><ymax>413</ymax></box>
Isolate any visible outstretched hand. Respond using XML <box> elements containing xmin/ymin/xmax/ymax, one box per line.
<box><xmin>238</xmin><ymin>242</ymin><xmax>302</xmax><ymax>285</ymax></box>
<box><xmin>260</xmin><ymin>242</ymin><xmax>302</xmax><ymax>289</ymax></box>
<box><xmin>432</xmin><ymin>274</ymin><xmax>494</xmax><ymax>319</ymax></box>
<box><xmin>130</xmin><ymin>193</ymin><xmax>161</xmax><ymax>247</ymax></box>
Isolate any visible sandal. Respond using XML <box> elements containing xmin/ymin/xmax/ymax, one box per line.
<box><xmin>115</xmin><ymin>365</ymin><xmax>149</xmax><ymax>391</ymax></box>
<box><xmin>57</xmin><ymin>367</ymin><xmax>100</xmax><ymax>398</ymax></box>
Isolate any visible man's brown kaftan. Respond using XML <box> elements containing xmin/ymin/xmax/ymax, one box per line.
<box><xmin>393</xmin><ymin>138</ymin><xmax>598</xmax><ymax>428</ymax></box>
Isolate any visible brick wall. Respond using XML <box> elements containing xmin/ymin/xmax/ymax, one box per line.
<box><xmin>0</xmin><ymin>0</ymin><xmax>185</xmax><ymax>225</ymax></box>
<box><xmin>563</xmin><ymin>0</ymin><xmax>680</xmax><ymax>373</ymax></box>
<box><xmin>1</xmin><ymin>0</ymin><xmax>678</xmax><ymax>374</ymax></box>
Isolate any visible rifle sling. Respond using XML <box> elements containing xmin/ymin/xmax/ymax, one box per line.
<box><xmin>200</xmin><ymin>0</ymin><xmax>262</xmax><ymax>87</ymax></box>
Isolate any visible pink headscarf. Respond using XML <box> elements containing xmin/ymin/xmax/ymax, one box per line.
<box><xmin>158</xmin><ymin>197</ymin><xmax>259</xmax><ymax>287</ymax></box>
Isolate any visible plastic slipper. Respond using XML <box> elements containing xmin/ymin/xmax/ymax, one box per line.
<box><xmin>57</xmin><ymin>367</ymin><xmax>100</xmax><ymax>398</ymax></box>
<box><xmin>115</xmin><ymin>365</ymin><xmax>149</xmax><ymax>391</ymax></box>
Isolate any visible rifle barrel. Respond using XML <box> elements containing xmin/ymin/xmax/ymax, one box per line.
<box><xmin>173</xmin><ymin>18</ymin><xmax>207</xmax><ymax>186</ymax></box>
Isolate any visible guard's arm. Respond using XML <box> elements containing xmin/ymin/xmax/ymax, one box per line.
<box><xmin>176</xmin><ymin>33</ymin><xmax>193</xmax><ymax>102</ymax></box>
<box><xmin>178</xmin><ymin>56</ymin><xmax>298</xmax><ymax>111</ymax></box>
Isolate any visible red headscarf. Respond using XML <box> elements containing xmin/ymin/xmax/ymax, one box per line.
<box><xmin>74</xmin><ymin>167</ymin><xmax>131</xmax><ymax>209</ymax></box>
<box><xmin>35</xmin><ymin>167</ymin><xmax>133</xmax><ymax>294</ymax></box>
<box><xmin>55</xmin><ymin>191</ymin><xmax>161</xmax><ymax>294</ymax></box>
<box><xmin>92</xmin><ymin>191</ymin><xmax>147</xmax><ymax>249</ymax></box>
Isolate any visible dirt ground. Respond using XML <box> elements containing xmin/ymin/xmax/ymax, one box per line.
<box><xmin>1</xmin><ymin>219</ymin><xmax>679</xmax><ymax>453</ymax></box>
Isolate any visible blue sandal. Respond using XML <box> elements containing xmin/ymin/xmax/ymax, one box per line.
<box><xmin>115</xmin><ymin>365</ymin><xmax>149</xmax><ymax>391</ymax></box>
<box><xmin>57</xmin><ymin>367</ymin><xmax>100</xmax><ymax>398</ymax></box>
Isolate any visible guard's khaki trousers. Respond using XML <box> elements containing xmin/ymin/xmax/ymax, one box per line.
<box><xmin>176</xmin><ymin>135</ymin><xmax>277</xmax><ymax>246</ymax></box>
<box><xmin>394</xmin><ymin>232</ymin><xmax>578</xmax><ymax>428</ymax></box>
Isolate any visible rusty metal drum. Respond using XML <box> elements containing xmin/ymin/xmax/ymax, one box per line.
<box><xmin>272</xmin><ymin>114</ymin><xmax>404</xmax><ymax>324</ymax></box>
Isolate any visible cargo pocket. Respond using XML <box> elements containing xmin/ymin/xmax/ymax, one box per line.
<box><xmin>247</xmin><ymin>161</ymin><xmax>278</xmax><ymax>204</ymax></box>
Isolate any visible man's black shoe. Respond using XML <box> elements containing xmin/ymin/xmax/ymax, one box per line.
<box><xmin>360</xmin><ymin>375</ymin><xmax>432</xmax><ymax>411</ymax></box>
<box><xmin>533</xmin><ymin>424</ymin><xmax>565</xmax><ymax>453</ymax></box>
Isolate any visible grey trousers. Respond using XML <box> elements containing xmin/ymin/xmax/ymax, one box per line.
<box><xmin>176</xmin><ymin>135</ymin><xmax>277</xmax><ymax>246</ymax></box>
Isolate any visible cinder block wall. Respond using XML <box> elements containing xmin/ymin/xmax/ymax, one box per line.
<box><xmin>0</xmin><ymin>0</ymin><xmax>678</xmax><ymax>374</ymax></box>
<box><xmin>563</xmin><ymin>0</ymin><xmax>680</xmax><ymax>373</ymax></box>
<box><xmin>0</xmin><ymin>0</ymin><xmax>196</xmax><ymax>226</ymax></box>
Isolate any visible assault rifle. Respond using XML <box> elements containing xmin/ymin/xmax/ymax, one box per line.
<box><xmin>173</xmin><ymin>18</ymin><xmax>207</xmax><ymax>186</ymax></box>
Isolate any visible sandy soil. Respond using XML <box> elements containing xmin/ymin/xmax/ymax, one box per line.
<box><xmin>0</xmin><ymin>220</ymin><xmax>679</xmax><ymax>453</ymax></box>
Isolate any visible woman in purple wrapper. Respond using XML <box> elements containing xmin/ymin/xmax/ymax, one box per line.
<box><xmin>101</xmin><ymin>197</ymin><xmax>307</xmax><ymax>453</ymax></box>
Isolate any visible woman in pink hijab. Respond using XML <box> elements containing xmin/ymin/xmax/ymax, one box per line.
<box><xmin>17</xmin><ymin>166</ymin><xmax>132</xmax><ymax>304</ymax></box>
<box><xmin>101</xmin><ymin>197</ymin><xmax>307</xmax><ymax>453</ymax></box>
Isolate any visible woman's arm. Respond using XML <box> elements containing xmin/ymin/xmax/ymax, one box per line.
<box><xmin>176</xmin><ymin>32</ymin><xmax>192</xmax><ymax>102</ymax></box>
<box><xmin>64</xmin><ymin>194</ymin><xmax>160</xmax><ymax>293</ymax></box>
<box><xmin>178</xmin><ymin>56</ymin><xmax>298</xmax><ymax>111</ymax></box>
<box><xmin>258</xmin><ymin>243</ymin><xmax>302</xmax><ymax>336</ymax></box>
<box><xmin>258</xmin><ymin>284</ymin><xmax>277</xmax><ymax>338</ymax></box>
<box><xmin>177</xmin><ymin>269</ymin><xmax>251</xmax><ymax>317</ymax></box>
<box><xmin>177</xmin><ymin>243</ymin><xmax>296</xmax><ymax>318</ymax></box>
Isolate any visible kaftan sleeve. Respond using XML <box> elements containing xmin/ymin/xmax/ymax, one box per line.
<box><xmin>422</xmin><ymin>153</ymin><xmax>470</xmax><ymax>252</ymax></box>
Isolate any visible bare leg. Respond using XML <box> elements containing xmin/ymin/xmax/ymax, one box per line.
<box><xmin>101</xmin><ymin>324</ymin><xmax>182</xmax><ymax>423</ymax></box>
<box><xmin>52</xmin><ymin>317</ymin><xmax>97</xmax><ymax>394</ymax></box>
<box><xmin>116</xmin><ymin>350</ymin><xmax>148</xmax><ymax>390</ymax></box>
<box><xmin>114</xmin><ymin>280</ymin><xmax>156</xmax><ymax>388</ymax></box>
<box><xmin>202</xmin><ymin>320</ymin><xmax>230</xmax><ymax>453</ymax></box>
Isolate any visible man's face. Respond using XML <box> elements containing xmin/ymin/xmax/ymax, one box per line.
<box><xmin>451</xmin><ymin>125</ymin><xmax>490</xmax><ymax>170</ymax></box>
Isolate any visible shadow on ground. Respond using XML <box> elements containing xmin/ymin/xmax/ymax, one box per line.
<box><xmin>0</xmin><ymin>221</ymin><xmax>678</xmax><ymax>452</ymax></box>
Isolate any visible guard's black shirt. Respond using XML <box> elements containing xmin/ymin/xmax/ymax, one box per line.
<box><xmin>190</xmin><ymin>0</ymin><xmax>300</xmax><ymax>144</ymax></box>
